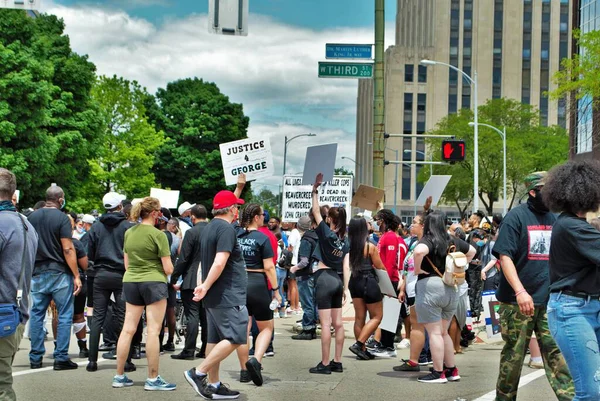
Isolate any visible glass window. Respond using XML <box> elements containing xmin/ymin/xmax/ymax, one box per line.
<box><xmin>418</xmin><ymin>65</ymin><xmax>427</xmax><ymax>83</ymax></box>
<box><xmin>462</xmin><ymin>94</ymin><xmax>471</xmax><ymax>110</ymax></box>
<box><xmin>405</xmin><ymin>64</ymin><xmax>414</xmax><ymax>82</ymax></box>
<box><xmin>523</xmin><ymin>48</ymin><xmax>531</xmax><ymax>58</ymax></box>
<box><xmin>448</xmin><ymin>95</ymin><xmax>458</xmax><ymax>114</ymax></box>
<box><xmin>464</xmin><ymin>19</ymin><xmax>472</xmax><ymax>29</ymax></box>
<box><xmin>402</xmin><ymin>166</ymin><xmax>411</xmax><ymax>200</ymax></box>
<box><xmin>541</xmin><ymin>49</ymin><xmax>549</xmax><ymax>60</ymax></box>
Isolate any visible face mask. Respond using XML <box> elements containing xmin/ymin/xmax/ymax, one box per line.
<box><xmin>76</xmin><ymin>227</ymin><xmax>85</xmax><ymax>234</ymax></box>
<box><xmin>60</xmin><ymin>199</ymin><xmax>66</xmax><ymax>210</ymax></box>
<box><xmin>529</xmin><ymin>189</ymin><xmax>549</xmax><ymax>213</ymax></box>
<box><xmin>476</xmin><ymin>240</ymin><xmax>485</xmax><ymax>247</ymax></box>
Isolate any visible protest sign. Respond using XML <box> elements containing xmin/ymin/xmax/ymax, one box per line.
<box><xmin>415</xmin><ymin>175</ymin><xmax>452</xmax><ymax>206</ymax></box>
<box><xmin>281</xmin><ymin>175</ymin><xmax>352</xmax><ymax>222</ymax></box>
<box><xmin>219</xmin><ymin>138</ymin><xmax>275</xmax><ymax>186</ymax></box>
<box><xmin>351</xmin><ymin>184</ymin><xmax>384</xmax><ymax>211</ymax></box>
<box><xmin>150</xmin><ymin>188</ymin><xmax>180</xmax><ymax>209</ymax></box>
<box><xmin>14</xmin><ymin>189</ymin><xmax>20</xmax><ymax>203</ymax></box>
<box><xmin>302</xmin><ymin>143</ymin><xmax>337</xmax><ymax>185</ymax></box>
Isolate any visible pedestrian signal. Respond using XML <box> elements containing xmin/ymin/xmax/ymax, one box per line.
<box><xmin>441</xmin><ymin>140</ymin><xmax>466</xmax><ymax>162</ymax></box>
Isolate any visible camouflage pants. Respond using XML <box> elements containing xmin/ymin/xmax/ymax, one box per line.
<box><xmin>495</xmin><ymin>304</ymin><xmax>574</xmax><ymax>401</ymax></box>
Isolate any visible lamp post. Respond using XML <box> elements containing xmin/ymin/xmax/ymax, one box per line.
<box><xmin>283</xmin><ymin>133</ymin><xmax>316</xmax><ymax>175</ymax></box>
<box><xmin>385</xmin><ymin>147</ymin><xmax>399</xmax><ymax>214</ymax></box>
<box><xmin>341</xmin><ymin>156</ymin><xmax>363</xmax><ymax>183</ymax></box>
<box><xmin>469</xmin><ymin>122</ymin><xmax>507</xmax><ymax>216</ymax></box>
<box><xmin>421</xmin><ymin>59</ymin><xmax>479</xmax><ymax>213</ymax></box>
<box><xmin>403</xmin><ymin>149</ymin><xmax>433</xmax><ymax>176</ymax></box>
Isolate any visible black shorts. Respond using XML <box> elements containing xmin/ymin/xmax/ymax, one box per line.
<box><xmin>349</xmin><ymin>271</ymin><xmax>382</xmax><ymax>304</ymax></box>
<box><xmin>167</xmin><ymin>285</ymin><xmax>177</xmax><ymax>308</ymax></box>
<box><xmin>315</xmin><ymin>269</ymin><xmax>343</xmax><ymax>310</ymax></box>
<box><xmin>74</xmin><ymin>278</ymin><xmax>87</xmax><ymax>315</ymax></box>
<box><xmin>123</xmin><ymin>282</ymin><xmax>168</xmax><ymax>306</ymax></box>
<box><xmin>86</xmin><ymin>275</ymin><xmax>94</xmax><ymax>308</ymax></box>
<box><xmin>247</xmin><ymin>272</ymin><xmax>273</xmax><ymax>321</ymax></box>
<box><xmin>407</xmin><ymin>296</ymin><xmax>416</xmax><ymax>307</ymax></box>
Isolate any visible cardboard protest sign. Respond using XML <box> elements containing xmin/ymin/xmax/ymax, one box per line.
<box><xmin>219</xmin><ymin>138</ymin><xmax>275</xmax><ymax>186</ymax></box>
<box><xmin>414</xmin><ymin>175</ymin><xmax>452</xmax><ymax>206</ymax></box>
<box><xmin>150</xmin><ymin>188</ymin><xmax>180</xmax><ymax>209</ymax></box>
<box><xmin>281</xmin><ymin>175</ymin><xmax>352</xmax><ymax>222</ymax></box>
<box><xmin>351</xmin><ymin>184</ymin><xmax>384</xmax><ymax>211</ymax></box>
<box><xmin>302</xmin><ymin>143</ymin><xmax>337</xmax><ymax>185</ymax></box>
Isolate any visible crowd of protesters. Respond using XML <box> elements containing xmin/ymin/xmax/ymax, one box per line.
<box><xmin>2</xmin><ymin>159</ymin><xmax>600</xmax><ymax>400</ymax></box>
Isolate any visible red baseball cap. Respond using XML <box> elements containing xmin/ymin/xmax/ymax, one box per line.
<box><xmin>213</xmin><ymin>190</ymin><xmax>245</xmax><ymax>209</ymax></box>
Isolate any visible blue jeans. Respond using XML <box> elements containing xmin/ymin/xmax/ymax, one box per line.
<box><xmin>276</xmin><ymin>268</ymin><xmax>288</xmax><ymax>308</ymax></box>
<box><xmin>29</xmin><ymin>271</ymin><xmax>74</xmax><ymax>363</ymax></box>
<box><xmin>548</xmin><ymin>292</ymin><xmax>600</xmax><ymax>401</ymax></box>
<box><xmin>297</xmin><ymin>275</ymin><xmax>317</xmax><ymax>330</ymax></box>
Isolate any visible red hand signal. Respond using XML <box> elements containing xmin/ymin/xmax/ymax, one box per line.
<box><xmin>443</xmin><ymin>143</ymin><xmax>454</xmax><ymax>159</ymax></box>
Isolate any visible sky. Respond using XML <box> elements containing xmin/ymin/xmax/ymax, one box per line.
<box><xmin>42</xmin><ymin>0</ymin><xmax>397</xmax><ymax>193</ymax></box>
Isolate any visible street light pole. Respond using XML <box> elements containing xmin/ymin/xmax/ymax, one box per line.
<box><xmin>341</xmin><ymin>156</ymin><xmax>363</xmax><ymax>184</ymax></box>
<box><xmin>421</xmin><ymin>59</ymin><xmax>479</xmax><ymax>213</ymax></box>
<box><xmin>469</xmin><ymin>122</ymin><xmax>507</xmax><ymax>216</ymax></box>
<box><xmin>283</xmin><ymin>133</ymin><xmax>316</xmax><ymax>175</ymax></box>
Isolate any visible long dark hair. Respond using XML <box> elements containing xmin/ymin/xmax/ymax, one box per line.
<box><xmin>241</xmin><ymin>203</ymin><xmax>262</xmax><ymax>228</ymax></box>
<box><xmin>348</xmin><ymin>217</ymin><xmax>368</xmax><ymax>274</ymax></box>
<box><xmin>423</xmin><ymin>211</ymin><xmax>451</xmax><ymax>258</ymax></box>
<box><xmin>328</xmin><ymin>206</ymin><xmax>347</xmax><ymax>239</ymax></box>
<box><xmin>376</xmin><ymin>209</ymin><xmax>399</xmax><ymax>232</ymax></box>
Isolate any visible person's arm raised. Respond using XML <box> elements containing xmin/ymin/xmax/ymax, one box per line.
<box><xmin>233</xmin><ymin>173</ymin><xmax>246</xmax><ymax>199</ymax></box>
<box><xmin>311</xmin><ymin>173</ymin><xmax>324</xmax><ymax>226</ymax></box>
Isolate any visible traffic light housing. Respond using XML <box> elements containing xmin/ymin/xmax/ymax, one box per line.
<box><xmin>441</xmin><ymin>140</ymin><xmax>466</xmax><ymax>162</ymax></box>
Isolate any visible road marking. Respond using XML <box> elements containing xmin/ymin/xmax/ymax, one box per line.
<box><xmin>13</xmin><ymin>358</ymin><xmax>111</xmax><ymax>377</ymax></box>
<box><xmin>472</xmin><ymin>370</ymin><xmax>546</xmax><ymax>401</ymax></box>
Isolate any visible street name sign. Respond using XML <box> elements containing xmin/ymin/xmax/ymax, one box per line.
<box><xmin>0</xmin><ymin>0</ymin><xmax>40</xmax><ymax>10</ymax></box>
<box><xmin>318</xmin><ymin>62</ymin><xmax>374</xmax><ymax>79</ymax></box>
<box><xmin>326</xmin><ymin>43</ymin><xmax>373</xmax><ymax>60</ymax></box>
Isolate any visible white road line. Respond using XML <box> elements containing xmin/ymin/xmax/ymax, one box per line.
<box><xmin>472</xmin><ymin>370</ymin><xmax>546</xmax><ymax>401</ymax></box>
<box><xmin>13</xmin><ymin>358</ymin><xmax>111</xmax><ymax>377</ymax></box>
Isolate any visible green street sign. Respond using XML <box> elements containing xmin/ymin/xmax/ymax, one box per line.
<box><xmin>318</xmin><ymin>62</ymin><xmax>374</xmax><ymax>79</ymax></box>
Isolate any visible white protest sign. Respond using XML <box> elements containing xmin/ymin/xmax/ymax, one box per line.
<box><xmin>14</xmin><ymin>189</ymin><xmax>20</xmax><ymax>203</ymax></box>
<box><xmin>219</xmin><ymin>138</ymin><xmax>274</xmax><ymax>186</ymax></box>
<box><xmin>150</xmin><ymin>188</ymin><xmax>180</xmax><ymax>209</ymax></box>
<box><xmin>302</xmin><ymin>143</ymin><xmax>337</xmax><ymax>185</ymax></box>
<box><xmin>415</xmin><ymin>175</ymin><xmax>452</xmax><ymax>206</ymax></box>
<box><xmin>281</xmin><ymin>175</ymin><xmax>352</xmax><ymax>223</ymax></box>
<box><xmin>0</xmin><ymin>0</ymin><xmax>41</xmax><ymax>10</ymax></box>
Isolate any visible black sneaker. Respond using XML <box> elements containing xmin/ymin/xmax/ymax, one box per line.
<box><xmin>365</xmin><ymin>337</ymin><xmax>380</xmax><ymax>351</ymax></box>
<box><xmin>99</xmin><ymin>342</ymin><xmax>115</xmax><ymax>351</ymax></box>
<box><xmin>53</xmin><ymin>359</ymin><xmax>78</xmax><ymax>370</ymax></box>
<box><xmin>240</xmin><ymin>369</ymin><xmax>251</xmax><ymax>383</ymax></box>
<box><xmin>329</xmin><ymin>360</ymin><xmax>343</xmax><ymax>373</ymax></box>
<box><xmin>245</xmin><ymin>357</ymin><xmax>263</xmax><ymax>386</ymax></box>
<box><xmin>213</xmin><ymin>383</ymin><xmax>240</xmax><ymax>399</ymax></box>
<box><xmin>309</xmin><ymin>362</ymin><xmax>331</xmax><ymax>375</ymax></box>
<box><xmin>86</xmin><ymin>361</ymin><xmax>97</xmax><ymax>372</ymax></box>
<box><xmin>418</xmin><ymin>354</ymin><xmax>429</xmax><ymax>365</ymax></box>
<box><xmin>102</xmin><ymin>350</ymin><xmax>117</xmax><ymax>360</ymax></box>
<box><xmin>184</xmin><ymin>368</ymin><xmax>214</xmax><ymax>399</ymax></box>
<box><xmin>417</xmin><ymin>370</ymin><xmax>448</xmax><ymax>384</ymax></box>
<box><xmin>349</xmin><ymin>342</ymin><xmax>370</xmax><ymax>361</ymax></box>
<box><xmin>171</xmin><ymin>351</ymin><xmax>195</xmax><ymax>360</ymax></box>
<box><xmin>444</xmin><ymin>366</ymin><xmax>461</xmax><ymax>382</ymax></box>
<box><xmin>124</xmin><ymin>361</ymin><xmax>136</xmax><ymax>372</ymax></box>
<box><xmin>291</xmin><ymin>330</ymin><xmax>316</xmax><ymax>340</ymax></box>
<box><xmin>393</xmin><ymin>359</ymin><xmax>420</xmax><ymax>372</ymax></box>
<box><xmin>163</xmin><ymin>342</ymin><xmax>175</xmax><ymax>352</ymax></box>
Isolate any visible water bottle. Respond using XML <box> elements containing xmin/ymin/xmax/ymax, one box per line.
<box><xmin>269</xmin><ymin>299</ymin><xmax>279</xmax><ymax>311</ymax></box>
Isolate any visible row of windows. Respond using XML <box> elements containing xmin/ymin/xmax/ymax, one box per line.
<box><xmin>404</xmin><ymin>65</ymin><xmax>427</xmax><ymax>83</ymax></box>
<box><xmin>401</xmin><ymin>93</ymin><xmax>426</xmax><ymax>200</ymax></box>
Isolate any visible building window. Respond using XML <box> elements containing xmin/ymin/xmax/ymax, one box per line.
<box><xmin>417</xmin><ymin>94</ymin><xmax>426</xmax><ymax>133</ymax></box>
<box><xmin>402</xmin><ymin>166</ymin><xmax>411</xmax><ymax>200</ymax></box>
<box><xmin>448</xmin><ymin>0</ymin><xmax>460</xmax><ymax>114</ymax></box>
<box><xmin>462</xmin><ymin>0</ymin><xmax>473</xmax><ymax>110</ymax></box>
<box><xmin>521</xmin><ymin>1</ymin><xmax>533</xmax><ymax>105</ymax></box>
<box><xmin>492</xmin><ymin>0</ymin><xmax>503</xmax><ymax>99</ymax></box>
<box><xmin>404</xmin><ymin>93</ymin><xmax>413</xmax><ymax>132</ymax></box>
<box><xmin>539</xmin><ymin>2</ymin><xmax>551</xmax><ymax>126</ymax></box>
<box><xmin>405</xmin><ymin>64</ymin><xmax>414</xmax><ymax>82</ymax></box>
<box><xmin>418</xmin><ymin>65</ymin><xmax>427</xmax><ymax>83</ymax></box>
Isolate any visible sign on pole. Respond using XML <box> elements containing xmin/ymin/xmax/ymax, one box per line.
<box><xmin>208</xmin><ymin>0</ymin><xmax>248</xmax><ymax>36</ymax></box>
<box><xmin>0</xmin><ymin>0</ymin><xmax>40</xmax><ymax>10</ymax></box>
<box><xmin>318</xmin><ymin>62</ymin><xmax>374</xmax><ymax>79</ymax></box>
<box><xmin>326</xmin><ymin>44</ymin><xmax>373</xmax><ymax>60</ymax></box>
<box><xmin>281</xmin><ymin>175</ymin><xmax>352</xmax><ymax>222</ymax></box>
<box><xmin>220</xmin><ymin>138</ymin><xmax>275</xmax><ymax>186</ymax></box>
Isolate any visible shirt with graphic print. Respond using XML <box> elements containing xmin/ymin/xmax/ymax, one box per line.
<box><xmin>492</xmin><ymin>200</ymin><xmax>556</xmax><ymax>305</ymax></box>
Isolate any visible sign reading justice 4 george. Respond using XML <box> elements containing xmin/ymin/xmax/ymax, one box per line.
<box><xmin>219</xmin><ymin>138</ymin><xmax>275</xmax><ymax>185</ymax></box>
<box><xmin>318</xmin><ymin>62</ymin><xmax>374</xmax><ymax>79</ymax></box>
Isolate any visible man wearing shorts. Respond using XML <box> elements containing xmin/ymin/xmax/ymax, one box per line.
<box><xmin>184</xmin><ymin>190</ymin><xmax>247</xmax><ymax>400</ymax></box>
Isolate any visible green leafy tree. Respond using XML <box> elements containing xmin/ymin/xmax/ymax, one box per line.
<box><xmin>146</xmin><ymin>78</ymin><xmax>250</xmax><ymax>210</ymax></box>
<box><xmin>420</xmin><ymin>98</ymin><xmax>568</xmax><ymax>215</ymax></box>
<box><xmin>252</xmin><ymin>187</ymin><xmax>281</xmax><ymax>217</ymax></box>
<box><xmin>0</xmin><ymin>10</ymin><xmax>103</xmax><ymax>206</ymax></box>
<box><xmin>334</xmin><ymin>167</ymin><xmax>354</xmax><ymax>176</ymax></box>
<box><xmin>73</xmin><ymin>75</ymin><xmax>164</xmax><ymax>212</ymax></box>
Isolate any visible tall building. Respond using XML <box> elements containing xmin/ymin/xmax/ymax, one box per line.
<box><xmin>571</xmin><ymin>0</ymin><xmax>600</xmax><ymax>159</ymax></box>
<box><xmin>355</xmin><ymin>0</ymin><xmax>573</xmax><ymax>220</ymax></box>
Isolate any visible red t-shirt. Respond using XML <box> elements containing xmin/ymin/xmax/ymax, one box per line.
<box><xmin>377</xmin><ymin>231</ymin><xmax>408</xmax><ymax>283</ymax></box>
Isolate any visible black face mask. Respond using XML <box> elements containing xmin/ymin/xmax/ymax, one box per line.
<box><xmin>528</xmin><ymin>189</ymin><xmax>549</xmax><ymax>213</ymax></box>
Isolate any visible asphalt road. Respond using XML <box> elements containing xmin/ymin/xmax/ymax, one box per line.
<box><xmin>12</xmin><ymin>317</ymin><xmax>558</xmax><ymax>401</ymax></box>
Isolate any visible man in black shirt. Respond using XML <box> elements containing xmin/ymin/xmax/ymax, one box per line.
<box><xmin>492</xmin><ymin>172</ymin><xmax>573</xmax><ymax>401</ymax></box>
<box><xmin>171</xmin><ymin>205</ymin><xmax>209</xmax><ymax>360</ymax></box>
<box><xmin>28</xmin><ymin>186</ymin><xmax>82</xmax><ymax>371</ymax></box>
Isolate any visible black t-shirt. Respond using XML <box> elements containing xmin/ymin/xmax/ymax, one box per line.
<box><xmin>549</xmin><ymin>212</ymin><xmax>600</xmax><ymax>295</ymax></box>
<box><xmin>296</xmin><ymin>230</ymin><xmax>318</xmax><ymax>277</ymax></box>
<box><xmin>73</xmin><ymin>238</ymin><xmax>87</xmax><ymax>276</ymax></box>
<box><xmin>237</xmin><ymin>229</ymin><xmax>274</xmax><ymax>269</ymax></box>
<box><xmin>200</xmin><ymin>218</ymin><xmax>247</xmax><ymax>309</ymax></box>
<box><xmin>418</xmin><ymin>236</ymin><xmax>470</xmax><ymax>280</ymax></box>
<box><xmin>28</xmin><ymin>208</ymin><xmax>73</xmax><ymax>275</ymax></box>
<box><xmin>312</xmin><ymin>221</ymin><xmax>349</xmax><ymax>274</ymax></box>
<box><xmin>492</xmin><ymin>202</ymin><xmax>556</xmax><ymax>305</ymax></box>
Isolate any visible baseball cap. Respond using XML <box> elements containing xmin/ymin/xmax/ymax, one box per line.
<box><xmin>263</xmin><ymin>210</ymin><xmax>270</xmax><ymax>225</ymax></box>
<box><xmin>102</xmin><ymin>192</ymin><xmax>125</xmax><ymax>210</ymax></box>
<box><xmin>81</xmin><ymin>214</ymin><xmax>96</xmax><ymax>224</ymax></box>
<box><xmin>524</xmin><ymin>171</ymin><xmax>547</xmax><ymax>191</ymax></box>
<box><xmin>178</xmin><ymin>201</ymin><xmax>196</xmax><ymax>216</ymax></box>
<box><xmin>297</xmin><ymin>215</ymin><xmax>311</xmax><ymax>231</ymax></box>
<box><xmin>213</xmin><ymin>190</ymin><xmax>245</xmax><ymax>209</ymax></box>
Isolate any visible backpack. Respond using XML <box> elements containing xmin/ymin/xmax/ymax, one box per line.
<box><xmin>278</xmin><ymin>249</ymin><xmax>293</xmax><ymax>269</ymax></box>
<box><xmin>426</xmin><ymin>244</ymin><xmax>468</xmax><ymax>289</ymax></box>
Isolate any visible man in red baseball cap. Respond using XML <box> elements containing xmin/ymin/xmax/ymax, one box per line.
<box><xmin>184</xmin><ymin>190</ymin><xmax>247</xmax><ymax>399</ymax></box>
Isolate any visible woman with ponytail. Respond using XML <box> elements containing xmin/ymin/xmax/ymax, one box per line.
<box><xmin>235</xmin><ymin>203</ymin><xmax>282</xmax><ymax>386</ymax></box>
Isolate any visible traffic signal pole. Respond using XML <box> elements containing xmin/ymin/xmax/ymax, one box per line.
<box><xmin>372</xmin><ymin>0</ymin><xmax>385</xmax><ymax>189</ymax></box>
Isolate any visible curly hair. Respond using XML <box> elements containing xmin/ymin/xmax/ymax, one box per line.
<box><xmin>542</xmin><ymin>160</ymin><xmax>600</xmax><ymax>214</ymax></box>
<box><xmin>241</xmin><ymin>203</ymin><xmax>263</xmax><ymax>228</ymax></box>
<box><xmin>375</xmin><ymin>209</ymin><xmax>399</xmax><ymax>232</ymax></box>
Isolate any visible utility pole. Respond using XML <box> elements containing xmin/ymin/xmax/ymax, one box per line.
<box><xmin>372</xmin><ymin>0</ymin><xmax>385</xmax><ymax>189</ymax></box>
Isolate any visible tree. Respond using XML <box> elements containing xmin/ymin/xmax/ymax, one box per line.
<box><xmin>419</xmin><ymin>98</ymin><xmax>569</xmax><ymax>215</ymax></box>
<box><xmin>0</xmin><ymin>10</ymin><xmax>103</xmax><ymax>206</ymax></box>
<box><xmin>73</xmin><ymin>75</ymin><xmax>164</xmax><ymax>212</ymax></box>
<box><xmin>334</xmin><ymin>167</ymin><xmax>354</xmax><ymax>176</ymax></box>
<box><xmin>252</xmin><ymin>187</ymin><xmax>281</xmax><ymax>217</ymax></box>
<box><xmin>146</xmin><ymin>78</ymin><xmax>250</xmax><ymax>210</ymax></box>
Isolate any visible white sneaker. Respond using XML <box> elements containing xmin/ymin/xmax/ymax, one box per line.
<box><xmin>273</xmin><ymin>313</ymin><xmax>280</xmax><ymax>319</ymax></box>
<box><xmin>397</xmin><ymin>339</ymin><xmax>411</xmax><ymax>349</ymax></box>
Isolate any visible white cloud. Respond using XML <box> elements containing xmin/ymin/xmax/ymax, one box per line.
<box><xmin>42</xmin><ymin>2</ymin><xmax>394</xmax><ymax>188</ymax></box>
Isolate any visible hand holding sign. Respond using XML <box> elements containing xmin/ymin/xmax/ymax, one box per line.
<box><xmin>313</xmin><ymin>173</ymin><xmax>324</xmax><ymax>191</ymax></box>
